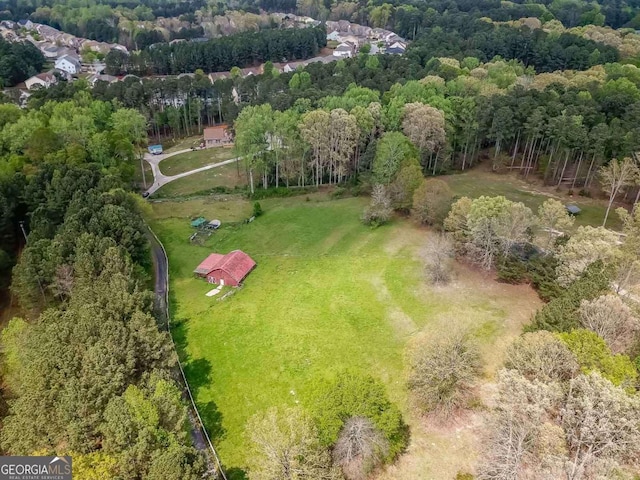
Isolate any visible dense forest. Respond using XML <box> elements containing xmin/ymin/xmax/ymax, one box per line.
<box><xmin>104</xmin><ymin>25</ymin><xmax>327</xmax><ymax>76</ymax></box>
<box><xmin>0</xmin><ymin>96</ymin><xmax>211</xmax><ymax>476</ymax></box>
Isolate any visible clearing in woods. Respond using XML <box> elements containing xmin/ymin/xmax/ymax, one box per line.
<box><xmin>150</xmin><ymin>194</ymin><xmax>541</xmax><ymax>479</ymax></box>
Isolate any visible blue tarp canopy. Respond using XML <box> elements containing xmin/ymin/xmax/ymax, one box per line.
<box><xmin>191</xmin><ymin>217</ymin><xmax>207</xmax><ymax>228</ymax></box>
<box><xmin>566</xmin><ymin>204</ymin><xmax>582</xmax><ymax>215</ymax></box>
<box><xmin>148</xmin><ymin>145</ymin><xmax>163</xmax><ymax>154</ymax></box>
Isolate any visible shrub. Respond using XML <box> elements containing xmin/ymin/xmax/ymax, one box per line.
<box><xmin>252</xmin><ymin>201</ymin><xmax>263</xmax><ymax>217</ymax></box>
<box><xmin>557</xmin><ymin>329</ymin><xmax>638</xmax><ymax>390</ymax></box>
<box><xmin>408</xmin><ymin>330</ymin><xmax>482</xmax><ymax>417</ymax></box>
<box><xmin>527</xmin><ymin>262</ymin><xmax>611</xmax><ymax>332</ymax></box>
<box><xmin>309</xmin><ymin>371</ymin><xmax>408</xmax><ymax>461</ymax></box>
<box><xmin>496</xmin><ymin>252</ymin><xmax>562</xmax><ymax>301</ymax></box>
<box><xmin>505</xmin><ymin>331</ymin><xmax>579</xmax><ymax>382</ymax></box>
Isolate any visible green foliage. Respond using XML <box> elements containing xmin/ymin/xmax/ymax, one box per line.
<box><xmin>496</xmin><ymin>252</ymin><xmax>562</xmax><ymax>301</ymax></box>
<box><xmin>253</xmin><ymin>201</ymin><xmax>263</xmax><ymax>217</ymax></box>
<box><xmin>456</xmin><ymin>473</ymin><xmax>475</xmax><ymax>480</ymax></box>
<box><xmin>0</xmin><ymin>37</ymin><xmax>45</xmax><ymax>87</ymax></box>
<box><xmin>309</xmin><ymin>371</ymin><xmax>408</xmax><ymax>461</ymax></box>
<box><xmin>528</xmin><ymin>262</ymin><xmax>611</xmax><ymax>332</ymax></box>
<box><xmin>372</xmin><ymin>132</ymin><xmax>417</xmax><ymax>185</ymax></box>
<box><xmin>2</xmin><ymin>245</ymin><xmax>175</xmax><ymax>454</ymax></box>
<box><xmin>106</xmin><ymin>26</ymin><xmax>327</xmax><ymax>76</ymax></box>
<box><xmin>557</xmin><ymin>329</ymin><xmax>638</xmax><ymax>389</ymax></box>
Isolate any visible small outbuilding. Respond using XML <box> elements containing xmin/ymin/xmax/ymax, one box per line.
<box><xmin>194</xmin><ymin>250</ymin><xmax>256</xmax><ymax>287</ymax></box>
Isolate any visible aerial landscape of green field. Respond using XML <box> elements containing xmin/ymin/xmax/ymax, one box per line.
<box><xmin>4</xmin><ymin>0</ymin><xmax>640</xmax><ymax>476</ymax></box>
<box><xmin>150</xmin><ymin>193</ymin><xmax>542</xmax><ymax>477</ymax></box>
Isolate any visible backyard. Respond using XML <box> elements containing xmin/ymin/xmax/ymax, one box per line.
<box><xmin>150</xmin><ymin>194</ymin><xmax>542</xmax><ymax>479</ymax></box>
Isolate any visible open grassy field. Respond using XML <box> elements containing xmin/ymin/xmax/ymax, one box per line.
<box><xmin>153</xmin><ymin>162</ymin><xmax>247</xmax><ymax>198</ymax></box>
<box><xmin>150</xmin><ymin>194</ymin><xmax>542</xmax><ymax>478</ymax></box>
<box><xmin>159</xmin><ymin>147</ymin><xmax>237</xmax><ymax>176</ymax></box>
<box><xmin>442</xmin><ymin>169</ymin><xmax>623</xmax><ymax>230</ymax></box>
<box><xmin>164</xmin><ymin>135</ymin><xmax>203</xmax><ymax>153</ymax></box>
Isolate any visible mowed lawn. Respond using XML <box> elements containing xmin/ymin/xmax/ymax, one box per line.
<box><xmin>151</xmin><ymin>195</ymin><xmax>542</xmax><ymax>477</ymax></box>
<box><xmin>442</xmin><ymin>169</ymin><xmax>623</xmax><ymax>230</ymax></box>
<box><xmin>154</xmin><ymin>162</ymin><xmax>247</xmax><ymax>198</ymax></box>
<box><xmin>159</xmin><ymin>147</ymin><xmax>237</xmax><ymax>176</ymax></box>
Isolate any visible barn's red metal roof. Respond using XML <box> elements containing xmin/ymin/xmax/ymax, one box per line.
<box><xmin>212</xmin><ymin>250</ymin><xmax>256</xmax><ymax>283</ymax></box>
<box><xmin>194</xmin><ymin>250</ymin><xmax>256</xmax><ymax>283</ymax></box>
<box><xmin>194</xmin><ymin>253</ymin><xmax>224</xmax><ymax>275</ymax></box>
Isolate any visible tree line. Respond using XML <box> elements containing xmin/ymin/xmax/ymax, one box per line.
<box><xmin>226</xmin><ymin>55</ymin><xmax>640</xmax><ymax>201</ymax></box>
<box><xmin>414</xmin><ymin>193</ymin><xmax>640</xmax><ymax>478</ymax></box>
<box><xmin>0</xmin><ymin>163</ymin><xmax>210</xmax><ymax>476</ymax></box>
<box><xmin>105</xmin><ymin>25</ymin><xmax>327</xmax><ymax>76</ymax></box>
<box><xmin>367</xmin><ymin>176</ymin><xmax>640</xmax><ymax>478</ymax></box>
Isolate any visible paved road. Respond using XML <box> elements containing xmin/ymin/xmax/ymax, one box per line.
<box><xmin>144</xmin><ymin>149</ymin><xmax>240</xmax><ymax>196</ymax></box>
<box><xmin>147</xmin><ymin>228</ymin><xmax>225</xmax><ymax>478</ymax></box>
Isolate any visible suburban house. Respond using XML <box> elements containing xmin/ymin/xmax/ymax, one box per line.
<box><xmin>40</xmin><ymin>44</ymin><xmax>62</xmax><ymax>58</ymax></box>
<box><xmin>386</xmin><ymin>41</ymin><xmax>406</xmax><ymax>55</ymax></box>
<box><xmin>17</xmin><ymin>19</ymin><xmax>34</xmax><ymax>29</ymax></box>
<box><xmin>333</xmin><ymin>42</ymin><xmax>354</xmax><ymax>58</ymax></box>
<box><xmin>209</xmin><ymin>72</ymin><xmax>230</xmax><ymax>82</ymax></box>
<box><xmin>240</xmin><ymin>66</ymin><xmax>263</xmax><ymax>77</ymax></box>
<box><xmin>55</xmin><ymin>54</ymin><xmax>82</xmax><ymax>75</ymax></box>
<box><xmin>327</xmin><ymin>30</ymin><xmax>341</xmax><ymax>42</ymax></box>
<box><xmin>25</xmin><ymin>72</ymin><xmax>57</xmax><ymax>90</ymax></box>
<box><xmin>194</xmin><ymin>250</ymin><xmax>256</xmax><ymax>287</ymax></box>
<box><xmin>87</xmin><ymin>74</ymin><xmax>118</xmax><ymax>86</ymax></box>
<box><xmin>203</xmin><ymin>125</ymin><xmax>231</xmax><ymax>147</ymax></box>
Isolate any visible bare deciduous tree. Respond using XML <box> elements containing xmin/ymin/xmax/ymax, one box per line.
<box><xmin>578</xmin><ymin>295</ymin><xmax>640</xmax><ymax>354</ymax></box>
<box><xmin>411</xmin><ymin>178</ymin><xmax>454</xmax><ymax>226</ymax></box>
<box><xmin>408</xmin><ymin>329</ymin><xmax>482</xmax><ymax>417</ymax></box>
<box><xmin>562</xmin><ymin>373</ymin><xmax>640</xmax><ymax>480</ymax></box>
<box><xmin>246</xmin><ymin>407</ymin><xmax>342</xmax><ymax>480</ymax></box>
<box><xmin>477</xmin><ymin>369</ymin><xmax>564</xmax><ymax>480</ymax></box>
<box><xmin>332</xmin><ymin>417</ymin><xmax>388</xmax><ymax>480</ymax></box>
<box><xmin>402</xmin><ymin>102</ymin><xmax>446</xmax><ymax>173</ymax></box>
<box><xmin>537</xmin><ymin>199</ymin><xmax>575</xmax><ymax>248</ymax></box>
<box><xmin>362</xmin><ymin>184</ymin><xmax>392</xmax><ymax>227</ymax></box>
<box><xmin>505</xmin><ymin>331</ymin><xmax>579</xmax><ymax>383</ymax></box>
<box><xmin>52</xmin><ymin>264</ymin><xmax>74</xmax><ymax>299</ymax></box>
<box><xmin>424</xmin><ymin>232</ymin><xmax>454</xmax><ymax>284</ymax></box>
<box><xmin>599</xmin><ymin>158</ymin><xmax>638</xmax><ymax>227</ymax></box>
<box><xmin>556</xmin><ymin>226</ymin><xmax>620</xmax><ymax>287</ymax></box>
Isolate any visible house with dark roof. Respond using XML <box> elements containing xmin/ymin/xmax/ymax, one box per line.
<box><xmin>194</xmin><ymin>250</ymin><xmax>256</xmax><ymax>286</ymax></box>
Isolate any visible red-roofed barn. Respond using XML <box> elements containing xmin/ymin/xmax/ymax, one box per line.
<box><xmin>194</xmin><ymin>250</ymin><xmax>256</xmax><ymax>287</ymax></box>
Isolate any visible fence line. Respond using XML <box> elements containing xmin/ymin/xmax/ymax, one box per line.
<box><xmin>147</xmin><ymin>226</ymin><xmax>228</xmax><ymax>480</ymax></box>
